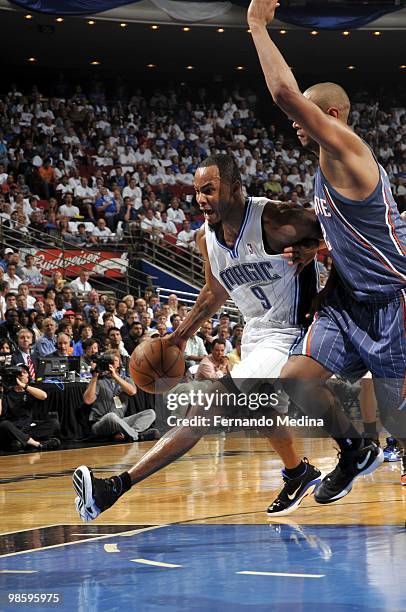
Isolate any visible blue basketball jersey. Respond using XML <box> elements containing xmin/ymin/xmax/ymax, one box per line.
<box><xmin>314</xmin><ymin>163</ymin><xmax>406</xmax><ymax>301</ymax></box>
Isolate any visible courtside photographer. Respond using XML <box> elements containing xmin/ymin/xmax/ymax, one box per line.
<box><xmin>0</xmin><ymin>365</ymin><xmax>61</xmax><ymax>452</ymax></box>
<box><xmin>84</xmin><ymin>350</ymin><xmax>159</xmax><ymax>443</ymax></box>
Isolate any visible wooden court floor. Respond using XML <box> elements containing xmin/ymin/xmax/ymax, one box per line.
<box><xmin>1</xmin><ymin>434</ymin><xmax>405</xmax><ymax>532</ymax></box>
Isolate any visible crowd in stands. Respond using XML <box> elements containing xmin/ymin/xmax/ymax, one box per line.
<box><xmin>0</xmin><ymin>267</ymin><xmax>241</xmax><ymax>451</ymax></box>
<box><xmin>0</xmin><ymin>255</ymin><xmax>241</xmax><ymax>380</ymax></box>
<box><xmin>0</xmin><ymin>79</ymin><xmax>404</xmax><ymax>257</ymax></box>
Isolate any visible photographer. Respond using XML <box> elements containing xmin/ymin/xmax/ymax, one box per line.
<box><xmin>0</xmin><ymin>365</ymin><xmax>61</xmax><ymax>451</ymax></box>
<box><xmin>84</xmin><ymin>350</ymin><xmax>158</xmax><ymax>443</ymax></box>
<box><xmin>0</xmin><ymin>308</ymin><xmax>21</xmax><ymax>350</ymax></box>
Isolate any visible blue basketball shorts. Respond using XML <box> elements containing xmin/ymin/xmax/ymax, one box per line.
<box><xmin>291</xmin><ymin>288</ymin><xmax>406</xmax><ymax>411</ymax></box>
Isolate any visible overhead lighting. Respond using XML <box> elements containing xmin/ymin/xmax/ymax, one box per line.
<box><xmin>120</xmin><ymin>23</ymin><xmax>127</xmax><ymax>28</ymax></box>
<box><xmin>27</xmin><ymin>57</ymin><xmax>36</xmax><ymax>62</ymax></box>
<box><xmin>25</xmin><ymin>14</ymin><xmax>33</xmax><ymax>20</ymax></box>
<box><xmin>147</xmin><ymin>63</ymin><xmax>156</xmax><ymax>68</ymax></box>
<box><xmin>310</xmin><ymin>30</ymin><xmax>318</xmax><ymax>36</ymax></box>
<box><xmin>88</xmin><ymin>20</ymin><xmax>95</xmax><ymax>25</ymax></box>
<box><xmin>279</xmin><ymin>30</ymin><xmax>287</xmax><ymax>35</ymax></box>
<box><xmin>90</xmin><ymin>60</ymin><xmax>101</xmax><ymax>65</ymax></box>
<box><xmin>235</xmin><ymin>65</ymin><xmax>245</xmax><ymax>71</ymax></box>
<box><xmin>186</xmin><ymin>65</ymin><xmax>194</xmax><ymax>70</ymax></box>
<box><xmin>347</xmin><ymin>65</ymin><xmax>356</xmax><ymax>70</ymax></box>
<box><xmin>400</xmin><ymin>65</ymin><xmax>406</xmax><ymax>69</ymax></box>
<box><xmin>217</xmin><ymin>28</ymin><xmax>224</xmax><ymax>33</ymax></box>
<box><xmin>182</xmin><ymin>27</ymin><xmax>190</xmax><ymax>32</ymax></box>
<box><xmin>56</xmin><ymin>17</ymin><xmax>64</xmax><ymax>23</ymax></box>
<box><xmin>342</xmin><ymin>31</ymin><xmax>350</xmax><ymax>36</ymax></box>
<box><xmin>151</xmin><ymin>25</ymin><xmax>159</xmax><ymax>30</ymax></box>
<box><xmin>373</xmin><ymin>31</ymin><xmax>381</xmax><ymax>36</ymax></box>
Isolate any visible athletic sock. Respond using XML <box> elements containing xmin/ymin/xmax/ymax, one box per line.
<box><xmin>284</xmin><ymin>460</ymin><xmax>306</xmax><ymax>479</ymax></box>
<box><xmin>111</xmin><ymin>472</ymin><xmax>132</xmax><ymax>496</ymax></box>
<box><xmin>363</xmin><ymin>421</ymin><xmax>378</xmax><ymax>439</ymax></box>
<box><xmin>334</xmin><ymin>436</ymin><xmax>363</xmax><ymax>452</ymax></box>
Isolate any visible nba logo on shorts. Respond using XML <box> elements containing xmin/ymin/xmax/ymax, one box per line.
<box><xmin>246</xmin><ymin>243</ymin><xmax>254</xmax><ymax>254</ymax></box>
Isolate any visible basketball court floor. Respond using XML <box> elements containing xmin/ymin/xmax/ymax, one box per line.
<box><xmin>1</xmin><ymin>435</ymin><xmax>405</xmax><ymax>611</ymax></box>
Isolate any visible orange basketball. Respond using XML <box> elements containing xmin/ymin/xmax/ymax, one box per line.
<box><xmin>129</xmin><ymin>337</ymin><xmax>185</xmax><ymax>394</ymax></box>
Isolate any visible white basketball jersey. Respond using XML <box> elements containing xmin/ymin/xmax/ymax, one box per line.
<box><xmin>205</xmin><ymin>197</ymin><xmax>305</xmax><ymax>327</ymax></box>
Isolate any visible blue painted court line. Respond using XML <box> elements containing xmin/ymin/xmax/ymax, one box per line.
<box><xmin>0</xmin><ymin>524</ymin><xmax>404</xmax><ymax>612</ymax></box>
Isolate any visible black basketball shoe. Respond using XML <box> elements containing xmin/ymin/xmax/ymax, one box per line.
<box><xmin>267</xmin><ymin>459</ymin><xmax>323</xmax><ymax>517</ymax></box>
<box><xmin>315</xmin><ymin>440</ymin><xmax>384</xmax><ymax>504</ymax></box>
<box><xmin>73</xmin><ymin>466</ymin><xmax>123</xmax><ymax>522</ymax></box>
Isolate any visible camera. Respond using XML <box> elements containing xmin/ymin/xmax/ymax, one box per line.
<box><xmin>93</xmin><ymin>353</ymin><xmax>116</xmax><ymax>377</ymax></box>
<box><xmin>0</xmin><ymin>365</ymin><xmax>26</xmax><ymax>390</ymax></box>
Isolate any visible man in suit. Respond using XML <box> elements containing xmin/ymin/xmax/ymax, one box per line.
<box><xmin>49</xmin><ymin>333</ymin><xmax>71</xmax><ymax>358</ymax></box>
<box><xmin>11</xmin><ymin>328</ymin><xmax>37</xmax><ymax>381</ymax></box>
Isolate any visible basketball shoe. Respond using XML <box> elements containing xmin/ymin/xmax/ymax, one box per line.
<box><xmin>73</xmin><ymin>466</ymin><xmax>123</xmax><ymax>522</ymax></box>
<box><xmin>267</xmin><ymin>458</ymin><xmax>323</xmax><ymax>517</ymax></box>
<box><xmin>315</xmin><ymin>440</ymin><xmax>383</xmax><ymax>504</ymax></box>
<box><xmin>401</xmin><ymin>455</ymin><xmax>406</xmax><ymax>486</ymax></box>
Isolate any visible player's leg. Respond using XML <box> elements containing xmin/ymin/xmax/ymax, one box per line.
<box><xmin>360</xmin><ymin>376</ymin><xmax>379</xmax><ymax>443</ymax></box>
<box><xmin>361</xmin><ymin>376</ymin><xmax>404</xmax><ymax>461</ymax></box>
<box><xmin>75</xmin><ymin>378</ymin><xmax>278</xmax><ymax>521</ymax></box>
<box><xmin>280</xmin><ymin>312</ymin><xmax>383</xmax><ymax>504</ymax></box>
<box><xmin>264</xmin><ymin>430</ymin><xmax>323</xmax><ymax>516</ymax></box>
<box><xmin>373</xmin><ymin>378</ymin><xmax>406</xmax><ymax>484</ymax></box>
<box><xmin>231</xmin><ymin>329</ymin><xmax>323</xmax><ymax>516</ymax></box>
<box><xmin>364</xmin><ymin>294</ymin><xmax>406</xmax><ymax>484</ymax></box>
<box><xmin>73</xmin><ymin>382</ymin><xmax>222</xmax><ymax>521</ymax></box>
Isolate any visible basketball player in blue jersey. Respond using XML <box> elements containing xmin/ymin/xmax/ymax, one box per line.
<box><xmin>248</xmin><ymin>0</ymin><xmax>406</xmax><ymax>497</ymax></box>
<box><xmin>73</xmin><ymin>154</ymin><xmax>327</xmax><ymax>521</ymax></box>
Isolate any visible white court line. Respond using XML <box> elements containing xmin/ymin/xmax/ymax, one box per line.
<box><xmin>0</xmin><ymin>524</ymin><xmax>60</xmax><ymax>537</ymax></box>
<box><xmin>104</xmin><ymin>544</ymin><xmax>120</xmax><ymax>553</ymax></box>
<box><xmin>131</xmin><ymin>558</ymin><xmax>182</xmax><ymax>568</ymax></box>
<box><xmin>238</xmin><ymin>571</ymin><xmax>325</xmax><ymax>578</ymax></box>
<box><xmin>0</xmin><ymin>570</ymin><xmax>38</xmax><ymax>574</ymax></box>
<box><xmin>0</xmin><ymin>525</ymin><xmax>168</xmax><ymax>559</ymax></box>
<box><xmin>71</xmin><ymin>533</ymin><xmax>119</xmax><ymax>536</ymax></box>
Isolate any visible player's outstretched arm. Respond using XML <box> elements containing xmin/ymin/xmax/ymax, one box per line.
<box><xmin>170</xmin><ymin>229</ymin><xmax>229</xmax><ymax>348</ymax></box>
<box><xmin>247</xmin><ymin>0</ymin><xmax>361</xmax><ymax>158</ymax></box>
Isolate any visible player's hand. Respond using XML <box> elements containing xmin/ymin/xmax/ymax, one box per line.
<box><xmin>283</xmin><ymin>238</ymin><xmax>319</xmax><ymax>275</ymax></box>
<box><xmin>248</xmin><ymin>0</ymin><xmax>280</xmax><ymax>27</ymax></box>
<box><xmin>166</xmin><ymin>332</ymin><xmax>187</xmax><ymax>353</ymax></box>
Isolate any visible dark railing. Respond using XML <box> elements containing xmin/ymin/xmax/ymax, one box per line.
<box><xmin>129</xmin><ymin>229</ymin><xmax>205</xmax><ymax>288</ymax></box>
<box><xmin>0</xmin><ymin>219</ymin><xmax>154</xmax><ymax>298</ymax></box>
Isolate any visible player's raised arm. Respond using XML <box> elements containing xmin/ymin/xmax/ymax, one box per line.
<box><xmin>247</xmin><ymin>1</ymin><xmax>362</xmax><ymax>158</ymax></box>
<box><xmin>171</xmin><ymin>228</ymin><xmax>229</xmax><ymax>347</ymax></box>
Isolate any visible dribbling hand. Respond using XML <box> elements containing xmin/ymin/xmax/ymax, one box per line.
<box><xmin>166</xmin><ymin>332</ymin><xmax>187</xmax><ymax>353</ymax></box>
<box><xmin>283</xmin><ymin>238</ymin><xmax>319</xmax><ymax>275</ymax></box>
<box><xmin>247</xmin><ymin>0</ymin><xmax>280</xmax><ymax>27</ymax></box>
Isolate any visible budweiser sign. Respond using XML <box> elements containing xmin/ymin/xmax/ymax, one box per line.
<box><xmin>28</xmin><ymin>249</ymin><xmax>129</xmax><ymax>278</ymax></box>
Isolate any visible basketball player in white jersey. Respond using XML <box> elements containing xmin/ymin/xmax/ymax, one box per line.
<box><xmin>73</xmin><ymin>154</ymin><xmax>325</xmax><ymax>521</ymax></box>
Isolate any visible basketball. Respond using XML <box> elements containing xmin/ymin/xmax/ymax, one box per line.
<box><xmin>129</xmin><ymin>337</ymin><xmax>185</xmax><ymax>393</ymax></box>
